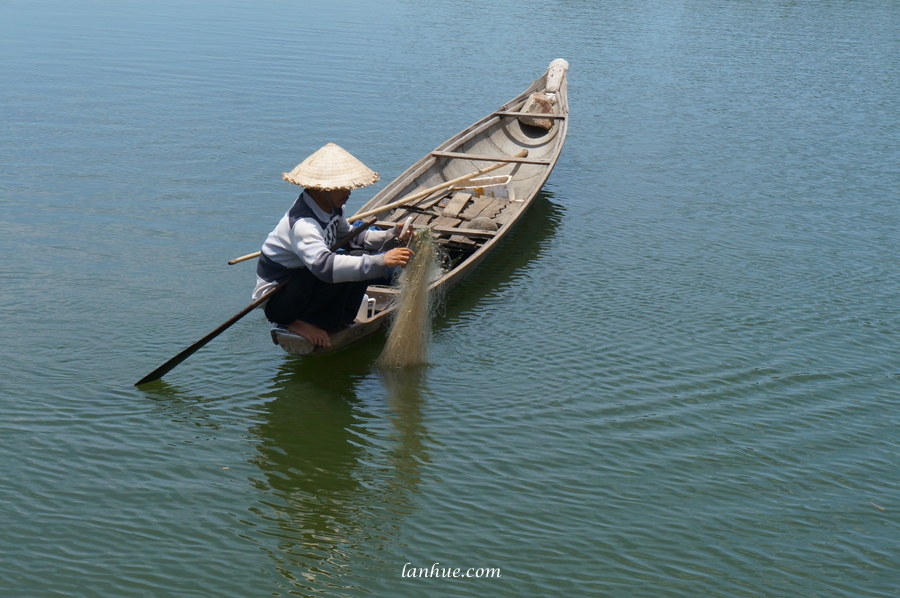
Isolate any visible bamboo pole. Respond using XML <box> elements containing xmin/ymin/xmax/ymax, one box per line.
<box><xmin>226</xmin><ymin>149</ymin><xmax>527</xmax><ymax>265</ymax></box>
<box><xmin>228</xmin><ymin>251</ymin><xmax>261</xmax><ymax>265</ymax></box>
<box><xmin>348</xmin><ymin>149</ymin><xmax>527</xmax><ymax>222</ymax></box>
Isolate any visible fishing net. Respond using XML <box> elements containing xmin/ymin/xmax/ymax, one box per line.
<box><xmin>376</xmin><ymin>228</ymin><xmax>442</xmax><ymax>369</ymax></box>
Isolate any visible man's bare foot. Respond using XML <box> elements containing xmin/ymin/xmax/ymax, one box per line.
<box><xmin>287</xmin><ymin>320</ymin><xmax>331</xmax><ymax>347</ymax></box>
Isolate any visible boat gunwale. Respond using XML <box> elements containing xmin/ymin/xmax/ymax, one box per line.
<box><xmin>361</xmin><ymin>72</ymin><xmax>565</xmax><ymax>213</ymax></box>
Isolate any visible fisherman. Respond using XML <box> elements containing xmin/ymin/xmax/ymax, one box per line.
<box><xmin>253</xmin><ymin>143</ymin><xmax>413</xmax><ymax>347</ymax></box>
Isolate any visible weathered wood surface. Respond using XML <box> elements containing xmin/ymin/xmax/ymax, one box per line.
<box><xmin>464</xmin><ymin>196</ymin><xmax>505</xmax><ymax>220</ymax></box>
<box><xmin>442</xmin><ymin>192</ymin><xmax>472</xmax><ymax>218</ymax></box>
<box><xmin>429</xmin><ymin>215</ymin><xmax>463</xmax><ymax>234</ymax></box>
<box><xmin>374</xmin><ymin>220</ymin><xmax>497</xmax><ymax>238</ymax></box>
<box><xmin>349</xmin><ymin>149</ymin><xmax>527</xmax><ymax>221</ymax></box>
<box><xmin>545</xmin><ymin>58</ymin><xmax>569</xmax><ymax>93</ymax></box>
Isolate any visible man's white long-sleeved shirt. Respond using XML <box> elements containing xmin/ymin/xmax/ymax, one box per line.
<box><xmin>252</xmin><ymin>192</ymin><xmax>395</xmax><ymax>300</ymax></box>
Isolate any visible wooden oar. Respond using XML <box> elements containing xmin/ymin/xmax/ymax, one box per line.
<box><xmin>135</xmin><ymin>217</ymin><xmax>377</xmax><ymax>386</ymax></box>
<box><xmin>134</xmin><ymin>282</ymin><xmax>286</xmax><ymax>386</ymax></box>
<box><xmin>225</xmin><ymin>149</ymin><xmax>527</xmax><ymax>265</ymax></box>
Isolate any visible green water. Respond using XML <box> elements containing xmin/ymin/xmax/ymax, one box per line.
<box><xmin>2</xmin><ymin>1</ymin><xmax>897</xmax><ymax>596</ymax></box>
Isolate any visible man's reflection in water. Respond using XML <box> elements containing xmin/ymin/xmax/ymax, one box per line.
<box><xmin>248</xmin><ymin>348</ymin><xmax>430</xmax><ymax>592</ymax></box>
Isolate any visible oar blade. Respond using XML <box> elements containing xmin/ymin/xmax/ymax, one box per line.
<box><xmin>134</xmin><ymin>328</ymin><xmax>221</xmax><ymax>386</ymax></box>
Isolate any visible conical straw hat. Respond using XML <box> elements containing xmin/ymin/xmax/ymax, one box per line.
<box><xmin>281</xmin><ymin>142</ymin><xmax>380</xmax><ymax>190</ymax></box>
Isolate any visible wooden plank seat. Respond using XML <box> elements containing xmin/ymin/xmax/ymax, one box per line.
<box><xmin>436</xmin><ymin>225</ymin><xmax>497</xmax><ymax>238</ymax></box>
<box><xmin>431</xmin><ymin>151</ymin><xmax>551</xmax><ymax>165</ymax></box>
<box><xmin>493</xmin><ymin>110</ymin><xmax>566</xmax><ymax>119</ymax></box>
<box><xmin>429</xmin><ymin>216</ymin><xmax>463</xmax><ymax>235</ymax></box>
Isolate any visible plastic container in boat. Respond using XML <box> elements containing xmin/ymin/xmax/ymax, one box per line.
<box><xmin>356</xmin><ymin>294</ymin><xmax>376</xmax><ymax>321</ymax></box>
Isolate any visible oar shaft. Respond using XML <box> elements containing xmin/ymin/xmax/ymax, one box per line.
<box><xmin>134</xmin><ymin>283</ymin><xmax>283</xmax><ymax>386</ymax></box>
<box><xmin>136</xmin><ymin>217</ymin><xmax>377</xmax><ymax>385</ymax></box>
<box><xmin>228</xmin><ymin>251</ymin><xmax>260</xmax><ymax>265</ymax></box>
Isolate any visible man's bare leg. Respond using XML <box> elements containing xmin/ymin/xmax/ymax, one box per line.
<box><xmin>288</xmin><ymin>320</ymin><xmax>331</xmax><ymax>347</ymax></box>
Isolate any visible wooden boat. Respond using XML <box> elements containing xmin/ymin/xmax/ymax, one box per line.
<box><xmin>272</xmin><ymin>58</ymin><xmax>569</xmax><ymax>355</ymax></box>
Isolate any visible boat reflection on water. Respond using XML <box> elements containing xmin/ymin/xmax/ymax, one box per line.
<box><xmin>247</xmin><ymin>348</ymin><xmax>430</xmax><ymax>593</ymax></box>
<box><xmin>432</xmin><ymin>189</ymin><xmax>563</xmax><ymax>327</ymax></box>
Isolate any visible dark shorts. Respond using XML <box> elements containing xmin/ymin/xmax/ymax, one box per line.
<box><xmin>263</xmin><ymin>267</ymin><xmax>370</xmax><ymax>331</ymax></box>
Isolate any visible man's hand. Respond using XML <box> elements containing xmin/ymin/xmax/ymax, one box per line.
<box><xmin>384</xmin><ymin>247</ymin><xmax>414</xmax><ymax>267</ymax></box>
